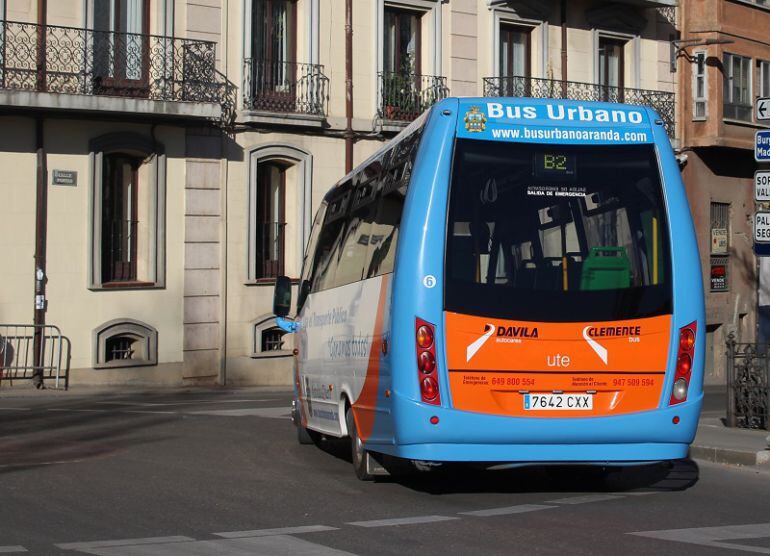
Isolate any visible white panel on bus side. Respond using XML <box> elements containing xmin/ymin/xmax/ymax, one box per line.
<box><xmin>297</xmin><ymin>275</ymin><xmax>387</xmax><ymax>436</ymax></box>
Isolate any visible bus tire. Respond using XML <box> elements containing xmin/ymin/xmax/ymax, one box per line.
<box><xmin>346</xmin><ymin>407</ymin><xmax>374</xmax><ymax>481</ymax></box>
<box><xmin>297</xmin><ymin>425</ymin><xmax>320</xmax><ymax>445</ymax></box>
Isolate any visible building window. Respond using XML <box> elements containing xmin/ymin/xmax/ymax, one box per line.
<box><xmin>249</xmin><ymin>0</ymin><xmax>297</xmax><ymax>101</ymax></box>
<box><xmin>105</xmin><ymin>335</ymin><xmax>137</xmax><ymax>362</ymax></box>
<box><xmin>598</xmin><ymin>37</ymin><xmax>625</xmax><ymax>102</ymax></box>
<box><xmin>759</xmin><ymin>60</ymin><xmax>770</xmax><ymax>98</ymax></box>
<box><xmin>262</xmin><ymin>328</ymin><xmax>287</xmax><ymax>352</ymax></box>
<box><xmin>384</xmin><ymin>6</ymin><xmax>421</xmax><ymax>75</ymax></box>
<box><xmin>251</xmin><ymin>315</ymin><xmax>293</xmax><ymax>357</ymax></box>
<box><xmin>692</xmin><ymin>51</ymin><xmax>707</xmax><ymax>119</ymax></box>
<box><xmin>89</xmin><ymin>133</ymin><xmax>166</xmax><ymax>290</ymax></box>
<box><xmin>499</xmin><ymin>24</ymin><xmax>530</xmax><ymax>78</ymax></box>
<box><xmin>255</xmin><ymin>161</ymin><xmax>287</xmax><ymax>279</ymax></box>
<box><xmin>723</xmin><ymin>53</ymin><xmax>752</xmax><ymax>122</ymax></box>
<box><xmin>247</xmin><ymin>144</ymin><xmax>312</xmax><ymax>284</ymax></box>
<box><xmin>497</xmin><ymin>23</ymin><xmax>531</xmax><ymax>96</ymax></box>
<box><xmin>94</xmin><ymin>319</ymin><xmax>158</xmax><ymax>368</ymax></box>
<box><xmin>102</xmin><ymin>154</ymin><xmax>140</xmax><ymax>284</ymax></box>
<box><xmin>710</xmin><ymin>202</ymin><xmax>729</xmax><ymax>292</ymax></box>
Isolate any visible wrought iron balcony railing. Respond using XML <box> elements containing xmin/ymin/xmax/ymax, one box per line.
<box><xmin>243</xmin><ymin>59</ymin><xmax>328</xmax><ymax>117</ymax></box>
<box><xmin>483</xmin><ymin>75</ymin><xmax>676</xmax><ymax>138</ymax></box>
<box><xmin>0</xmin><ymin>20</ymin><xmax>233</xmax><ymax>116</ymax></box>
<box><xmin>378</xmin><ymin>71</ymin><xmax>449</xmax><ymax>123</ymax></box>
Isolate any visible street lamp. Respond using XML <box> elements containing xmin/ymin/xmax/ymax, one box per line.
<box><xmin>670</xmin><ymin>37</ymin><xmax>735</xmax><ymax>72</ymax></box>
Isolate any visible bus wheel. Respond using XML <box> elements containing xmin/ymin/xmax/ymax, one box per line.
<box><xmin>297</xmin><ymin>425</ymin><xmax>320</xmax><ymax>445</ymax></box>
<box><xmin>346</xmin><ymin>408</ymin><xmax>374</xmax><ymax>481</ymax></box>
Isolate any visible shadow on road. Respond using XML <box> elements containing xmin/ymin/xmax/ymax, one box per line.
<box><xmin>0</xmin><ymin>393</ymin><xmax>185</xmax><ymax>474</ymax></box>
<box><xmin>389</xmin><ymin>459</ymin><xmax>700</xmax><ymax>495</ymax></box>
<box><xmin>309</xmin><ymin>434</ymin><xmax>699</xmax><ymax>494</ymax></box>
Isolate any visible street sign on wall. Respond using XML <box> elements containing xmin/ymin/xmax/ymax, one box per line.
<box><xmin>757</xmin><ymin>97</ymin><xmax>770</xmax><ymax>122</ymax></box>
<box><xmin>756</xmin><ymin>171</ymin><xmax>770</xmax><ymax>201</ymax></box>
<box><xmin>756</xmin><ymin>131</ymin><xmax>770</xmax><ymax>162</ymax></box>
<box><xmin>755</xmin><ymin>212</ymin><xmax>770</xmax><ymax>244</ymax></box>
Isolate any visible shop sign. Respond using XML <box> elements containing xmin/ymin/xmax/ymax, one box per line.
<box><xmin>711</xmin><ymin>228</ymin><xmax>728</xmax><ymax>254</ymax></box>
<box><xmin>710</xmin><ymin>263</ymin><xmax>727</xmax><ymax>291</ymax></box>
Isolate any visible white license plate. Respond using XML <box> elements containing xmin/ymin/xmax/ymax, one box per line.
<box><xmin>524</xmin><ymin>393</ymin><xmax>593</xmax><ymax>411</ymax></box>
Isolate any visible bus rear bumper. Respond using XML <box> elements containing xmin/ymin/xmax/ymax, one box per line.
<box><xmin>368</xmin><ymin>393</ymin><xmax>702</xmax><ymax>463</ymax></box>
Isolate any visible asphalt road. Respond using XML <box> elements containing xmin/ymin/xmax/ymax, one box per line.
<box><xmin>1</xmin><ymin>388</ymin><xmax>769</xmax><ymax>556</ymax></box>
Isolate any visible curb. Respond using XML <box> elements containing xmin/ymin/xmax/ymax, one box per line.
<box><xmin>690</xmin><ymin>444</ymin><xmax>770</xmax><ymax>467</ymax></box>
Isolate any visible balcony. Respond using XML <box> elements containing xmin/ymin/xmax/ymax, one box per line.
<box><xmin>0</xmin><ymin>20</ymin><xmax>233</xmax><ymax>122</ymax></box>
<box><xmin>483</xmin><ymin>75</ymin><xmax>675</xmax><ymax>138</ymax></box>
<box><xmin>378</xmin><ymin>71</ymin><xmax>449</xmax><ymax>124</ymax></box>
<box><xmin>242</xmin><ymin>59</ymin><xmax>328</xmax><ymax>122</ymax></box>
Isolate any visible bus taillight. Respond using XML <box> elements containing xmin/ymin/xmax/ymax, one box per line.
<box><xmin>670</xmin><ymin>322</ymin><xmax>697</xmax><ymax>405</ymax></box>
<box><xmin>416</xmin><ymin>318</ymin><xmax>441</xmax><ymax>405</ymax></box>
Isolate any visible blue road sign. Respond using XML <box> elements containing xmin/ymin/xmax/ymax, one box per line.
<box><xmin>756</xmin><ymin>130</ymin><xmax>770</xmax><ymax>161</ymax></box>
<box><xmin>756</xmin><ymin>243</ymin><xmax>770</xmax><ymax>256</ymax></box>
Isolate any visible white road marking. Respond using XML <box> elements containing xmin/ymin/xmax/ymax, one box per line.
<box><xmin>0</xmin><ymin>546</ymin><xmax>27</xmax><ymax>553</ymax></box>
<box><xmin>214</xmin><ymin>525</ymin><xmax>338</xmax><ymax>539</ymax></box>
<box><xmin>546</xmin><ymin>494</ymin><xmax>624</xmax><ymax>505</ymax></box>
<box><xmin>0</xmin><ymin>408</ymin><xmax>31</xmax><ymax>411</ymax></box>
<box><xmin>630</xmin><ymin>523</ymin><xmax>770</xmax><ymax>554</ymax></box>
<box><xmin>67</xmin><ymin>535</ymin><xmax>357</xmax><ymax>556</ymax></box>
<box><xmin>460</xmin><ymin>504</ymin><xmax>557</xmax><ymax>517</ymax></box>
<box><xmin>187</xmin><ymin>407</ymin><xmax>290</xmax><ymax>418</ymax></box>
<box><xmin>348</xmin><ymin>515</ymin><xmax>459</xmax><ymax>528</ymax></box>
<box><xmin>56</xmin><ymin>536</ymin><xmax>194</xmax><ymax>550</ymax></box>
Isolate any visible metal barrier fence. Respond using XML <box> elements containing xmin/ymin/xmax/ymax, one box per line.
<box><xmin>726</xmin><ymin>333</ymin><xmax>769</xmax><ymax>430</ymax></box>
<box><xmin>0</xmin><ymin>324</ymin><xmax>71</xmax><ymax>389</ymax></box>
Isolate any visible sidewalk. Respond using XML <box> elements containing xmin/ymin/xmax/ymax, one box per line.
<box><xmin>690</xmin><ymin>386</ymin><xmax>770</xmax><ymax>467</ymax></box>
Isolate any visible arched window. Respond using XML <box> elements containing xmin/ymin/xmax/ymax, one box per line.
<box><xmin>251</xmin><ymin>315</ymin><xmax>293</xmax><ymax>358</ymax></box>
<box><xmin>247</xmin><ymin>144</ymin><xmax>312</xmax><ymax>283</ymax></box>
<box><xmin>94</xmin><ymin>319</ymin><xmax>158</xmax><ymax>368</ymax></box>
<box><xmin>89</xmin><ymin>133</ymin><xmax>166</xmax><ymax>289</ymax></box>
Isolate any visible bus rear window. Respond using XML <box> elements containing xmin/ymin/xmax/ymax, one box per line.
<box><xmin>445</xmin><ymin>140</ymin><xmax>671</xmax><ymax>322</ymax></box>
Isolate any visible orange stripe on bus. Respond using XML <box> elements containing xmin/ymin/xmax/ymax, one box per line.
<box><xmin>353</xmin><ymin>275</ymin><xmax>390</xmax><ymax>442</ymax></box>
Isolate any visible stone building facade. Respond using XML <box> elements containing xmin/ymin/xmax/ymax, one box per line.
<box><xmin>0</xmin><ymin>0</ymin><xmax>677</xmax><ymax>387</ymax></box>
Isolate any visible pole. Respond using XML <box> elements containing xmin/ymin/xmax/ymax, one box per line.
<box><xmin>344</xmin><ymin>0</ymin><xmax>353</xmax><ymax>174</ymax></box>
<box><xmin>560</xmin><ymin>0</ymin><xmax>567</xmax><ymax>97</ymax></box>
<box><xmin>33</xmin><ymin>116</ymin><xmax>47</xmax><ymax>389</ymax></box>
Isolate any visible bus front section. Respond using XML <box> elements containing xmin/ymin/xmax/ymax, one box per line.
<box><xmin>389</xmin><ymin>98</ymin><xmax>704</xmax><ymax>464</ymax></box>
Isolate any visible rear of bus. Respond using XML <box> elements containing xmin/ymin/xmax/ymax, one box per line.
<box><xmin>380</xmin><ymin>98</ymin><xmax>705</xmax><ymax>464</ymax></box>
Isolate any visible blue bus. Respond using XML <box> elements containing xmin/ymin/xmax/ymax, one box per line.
<box><xmin>273</xmin><ymin>97</ymin><xmax>705</xmax><ymax>480</ymax></box>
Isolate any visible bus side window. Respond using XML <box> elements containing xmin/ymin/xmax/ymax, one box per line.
<box><xmin>332</xmin><ymin>164</ymin><xmax>381</xmax><ymax>288</ymax></box>
<box><xmin>365</xmin><ymin>130</ymin><xmax>421</xmax><ymax>278</ymax></box>
<box><xmin>297</xmin><ymin>202</ymin><xmax>327</xmax><ymax>311</ymax></box>
<box><xmin>310</xmin><ymin>183</ymin><xmax>352</xmax><ymax>293</ymax></box>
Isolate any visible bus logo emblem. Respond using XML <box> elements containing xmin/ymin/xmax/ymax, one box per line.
<box><xmin>582</xmin><ymin>326</ymin><xmax>608</xmax><ymax>365</ymax></box>
<box><xmin>466</xmin><ymin>323</ymin><xmax>496</xmax><ymax>362</ymax></box>
<box><xmin>464</xmin><ymin>106</ymin><xmax>487</xmax><ymax>133</ymax></box>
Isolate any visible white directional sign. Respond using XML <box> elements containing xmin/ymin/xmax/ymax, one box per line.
<box><xmin>755</xmin><ymin>211</ymin><xmax>770</xmax><ymax>243</ymax></box>
<box><xmin>757</xmin><ymin>97</ymin><xmax>770</xmax><ymax>121</ymax></box>
<box><xmin>756</xmin><ymin>171</ymin><xmax>770</xmax><ymax>201</ymax></box>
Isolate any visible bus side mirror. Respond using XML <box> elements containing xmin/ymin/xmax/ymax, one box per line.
<box><xmin>273</xmin><ymin>276</ymin><xmax>292</xmax><ymax>317</ymax></box>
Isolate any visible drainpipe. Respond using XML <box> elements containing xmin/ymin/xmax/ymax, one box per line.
<box><xmin>560</xmin><ymin>0</ymin><xmax>567</xmax><ymax>96</ymax></box>
<box><xmin>32</xmin><ymin>117</ymin><xmax>47</xmax><ymax>389</ymax></box>
<box><xmin>32</xmin><ymin>0</ymin><xmax>47</xmax><ymax>389</ymax></box>
<box><xmin>344</xmin><ymin>0</ymin><xmax>353</xmax><ymax>173</ymax></box>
